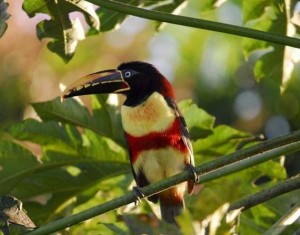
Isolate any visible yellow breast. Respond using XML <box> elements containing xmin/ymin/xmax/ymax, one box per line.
<box><xmin>121</xmin><ymin>92</ymin><xmax>176</xmax><ymax>137</ymax></box>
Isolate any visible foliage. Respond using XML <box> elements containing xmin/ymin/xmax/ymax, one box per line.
<box><xmin>21</xmin><ymin>0</ymin><xmax>186</xmax><ymax>62</ymax></box>
<box><xmin>1</xmin><ymin>0</ymin><xmax>300</xmax><ymax>234</ymax></box>
<box><xmin>1</xmin><ymin>95</ymin><xmax>298</xmax><ymax>234</ymax></box>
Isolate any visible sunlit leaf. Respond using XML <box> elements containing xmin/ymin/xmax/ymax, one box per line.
<box><xmin>179</xmin><ymin>99</ymin><xmax>215</xmax><ymax>139</ymax></box>
<box><xmin>192</xmin><ymin>125</ymin><xmax>251</xmax><ymax>160</ymax></box>
<box><xmin>0</xmin><ymin>141</ymin><xmax>40</xmax><ymax>195</ymax></box>
<box><xmin>22</xmin><ymin>0</ymin><xmax>99</xmax><ymax>62</ymax></box>
<box><xmin>36</xmin><ymin>17</ymin><xmax>85</xmax><ymax>62</ymax></box>
<box><xmin>243</xmin><ymin>0</ymin><xmax>288</xmax><ymax>104</ymax></box>
<box><xmin>81</xmin><ymin>129</ymin><xmax>127</xmax><ymax>162</ymax></box>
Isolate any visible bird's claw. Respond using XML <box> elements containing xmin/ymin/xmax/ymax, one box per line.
<box><xmin>132</xmin><ymin>186</ymin><xmax>145</xmax><ymax>205</ymax></box>
<box><xmin>188</xmin><ymin>165</ymin><xmax>199</xmax><ymax>183</ymax></box>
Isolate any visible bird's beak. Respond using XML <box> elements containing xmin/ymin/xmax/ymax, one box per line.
<box><xmin>62</xmin><ymin>69</ymin><xmax>130</xmax><ymax>99</ymax></box>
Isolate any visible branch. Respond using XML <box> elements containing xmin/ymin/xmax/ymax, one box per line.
<box><xmin>229</xmin><ymin>174</ymin><xmax>300</xmax><ymax>211</ymax></box>
<box><xmin>88</xmin><ymin>0</ymin><xmax>300</xmax><ymax>49</ymax></box>
<box><xmin>264</xmin><ymin>201</ymin><xmax>300</xmax><ymax>235</ymax></box>
<box><xmin>26</xmin><ymin>130</ymin><xmax>300</xmax><ymax>235</ymax></box>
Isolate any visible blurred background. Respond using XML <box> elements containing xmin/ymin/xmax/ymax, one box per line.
<box><xmin>1</xmin><ymin>0</ymin><xmax>300</xmax><ymax>174</ymax></box>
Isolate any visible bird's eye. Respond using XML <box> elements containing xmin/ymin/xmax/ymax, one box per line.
<box><xmin>124</xmin><ymin>71</ymin><xmax>132</xmax><ymax>78</ymax></box>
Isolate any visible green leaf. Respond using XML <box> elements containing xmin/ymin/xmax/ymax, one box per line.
<box><xmin>32</xmin><ymin>97</ymin><xmax>125</xmax><ymax>145</ymax></box>
<box><xmin>81</xmin><ymin>129</ymin><xmax>127</xmax><ymax>162</ymax></box>
<box><xmin>192</xmin><ymin>125</ymin><xmax>251</xmax><ymax>162</ymax></box>
<box><xmin>6</xmin><ymin>119</ymin><xmax>80</xmax><ymax>154</ymax></box>
<box><xmin>192</xmin><ymin>204</ymin><xmax>239</xmax><ymax>235</ymax></box>
<box><xmin>2</xmin><ymin>94</ymin><xmax>131</xmax><ymax>223</ymax></box>
<box><xmin>94</xmin><ymin>0</ymin><xmax>140</xmax><ymax>32</ymax></box>
<box><xmin>93</xmin><ymin>95</ymin><xmax>125</xmax><ymax>145</ymax></box>
<box><xmin>32</xmin><ymin>98</ymin><xmax>103</xmax><ymax>135</ymax></box>
<box><xmin>179</xmin><ymin>99</ymin><xmax>215</xmax><ymax>139</ymax></box>
<box><xmin>22</xmin><ymin>0</ymin><xmax>99</xmax><ymax>62</ymax></box>
<box><xmin>20</xmin><ymin>165</ymin><xmax>129</xmax><ymax>223</ymax></box>
<box><xmin>65</xmin><ymin>0</ymin><xmax>100</xmax><ymax>30</ymax></box>
<box><xmin>243</xmin><ymin>0</ymin><xmax>287</xmax><ymax>105</ymax></box>
<box><xmin>7</xmin><ymin>147</ymin><xmax>130</xmax><ymax>223</ymax></box>
<box><xmin>36</xmin><ymin>18</ymin><xmax>84</xmax><ymax>62</ymax></box>
<box><xmin>0</xmin><ymin>0</ymin><xmax>10</xmax><ymax>38</ymax></box>
<box><xmin>90</xmin><ymin>95</ymin><xmax>113</xmax><ymax>140</ymax></box>
<box><xmin>70</xmin><ymin>176</ymin><xmax>131</xmax><ymax>233</ymax></box>
<box><xmin>150</xmin><ymin>0</ymin><xmax>186</xmax><ymax>13</ymax></box>
<box><xmin>0</xmin><ymin>141</ymin><xmax>40</xmax><ymax>195</ymax></box>
<box><xmin>150</xmin><ymin>0</ymin><xmax>187</xmax><ymax>29</ymax></box>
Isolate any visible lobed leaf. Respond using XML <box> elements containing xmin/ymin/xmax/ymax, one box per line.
<box><xmin>32</xmin><ymin>98</ymin><xmax>107</xmax><ymax>136</ymax></box>
<box><xmin>22</xmin><ymin>0</ymin><xmax>99</xmax><ymax>62</ymax></box>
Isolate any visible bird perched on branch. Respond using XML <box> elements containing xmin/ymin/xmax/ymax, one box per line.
<box><xmin>63</xmin><ymin>61</ymin><xmax>196</xmax><ymax>225</ymax></box>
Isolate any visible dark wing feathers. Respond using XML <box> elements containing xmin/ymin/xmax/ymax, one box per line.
<box><xmin>125</xmin><ymin>96</ymin><xmax>195</xmax><ymax>201</ymax></box>
<box><xmin>165</xmin><ymin>97</ymin><xmax>194</xmax><ymax>166</ymax></box>
<box><xmin>165</xmin><ymin>97</ymin><xmax>195</xmax><ymax>194</ymax></box>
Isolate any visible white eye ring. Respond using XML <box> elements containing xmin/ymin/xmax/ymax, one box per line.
<box><xmin>124</xmin><ymin>71</ymin><xmax>131</xmax><ymax>78</ymax></box>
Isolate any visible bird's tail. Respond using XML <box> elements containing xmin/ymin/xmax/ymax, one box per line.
<box><xmin>159</xmin><ymin>188</ymin><xmax>185</xmax><ymax>225</ymax></box>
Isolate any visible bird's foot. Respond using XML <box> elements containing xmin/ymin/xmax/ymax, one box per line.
<box><xmin>132</xmin><ymin>186</ymin><xmax>145</xmax><ymax>206</ymax></box>
<box><xmin>187</xmin><ymin>165</ymin><xmax>199</xmax><ymax>183</ymax></box>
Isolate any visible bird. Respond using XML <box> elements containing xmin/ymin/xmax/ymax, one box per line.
<box><xmin>62</xmin><ymin>61</ymin><xmax>196</xmax><ymax>225</ymax></box>
<box><xmin>0</xmin><ymin>195</ymin><xmax>36</xmax><ymax>235</ymax></box>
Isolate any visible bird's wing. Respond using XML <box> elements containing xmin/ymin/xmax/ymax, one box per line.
<box><xmin>165</xmin><ymin>97</ymin><xmax>195</xmax><ymax>194</ymax></box>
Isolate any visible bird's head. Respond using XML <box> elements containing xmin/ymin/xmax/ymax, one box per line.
<box><xmin>62</xmin><ymin>61</ymin><xmax>174</xmax><ymax>104</ymax></box>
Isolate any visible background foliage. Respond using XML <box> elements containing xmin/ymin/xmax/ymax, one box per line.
<box><xmin>1</xmin><ymin>0</ymin><xmax>300</xmax><ymax>234</ymax></box>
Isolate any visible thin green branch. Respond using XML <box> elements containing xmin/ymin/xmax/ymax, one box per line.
<box><xmin>264</xmin><ymin>201</ymin><xmax>300</xmax><ymax>235</ymax></box>
<box><xmin>88</xmin><ymin>0</ymin><xmax>300</xmax><ymax>48</ymax></box>
<box><xmin>26</xmin><ymin>131</ymin><xmax>300</xmax><ymax>235</ymax></box>
<box><xmin>229</xmin><ymin>175</ymin><xmax>300</xmax><ymax>212</ymax></box>
<box><xmin>195</xmin><ymin>130</ymin><xmax>300</xmax><ymax>176</ymax></box>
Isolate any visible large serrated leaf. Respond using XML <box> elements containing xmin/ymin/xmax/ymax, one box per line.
<box><xmin>37</xmin><ymin>17</ymin><xmax>85</xmax><ymax>62</ymax></box>
<box><xmin>0</xmin><ymin>0</ymin><xmax>10</xmax><ymax>38</ymax></box>
<box><xmin>10</xmin><ymin>151</ymin><xmax>130</xmax><ymax>223</ymax></box>
<box><xmin>32</xmin><ymin>98</ymin><xmax>110</xmax><ymax>136</ymax></box>
<box><xmin>22</xmin><ymin>0</ymin><xmax>99</xmax><ymax>62</ymax></box>
<box><xmin>6</xmin><ymin>119</ymin><xmax>80</xmax><ymax>154</ymax></box>
<box><xmin>0</xmin><ymin>137</ymin><xmax>129</xmax><ymax>223</ymax></box>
